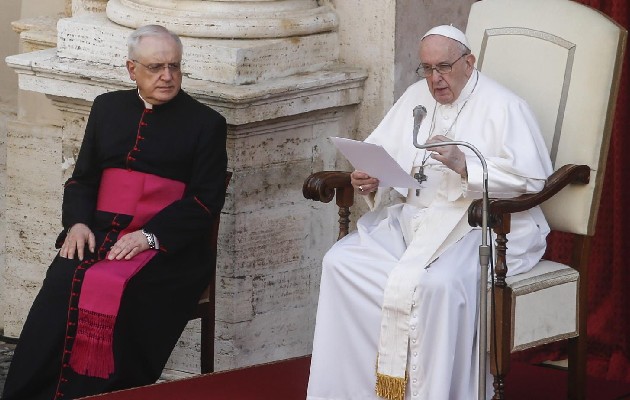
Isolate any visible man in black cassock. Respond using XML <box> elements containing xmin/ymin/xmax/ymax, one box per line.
<box><xmin>2</xmin><ymin>24</ymin><xmax>227</xmax><ymax>400</ymax></box>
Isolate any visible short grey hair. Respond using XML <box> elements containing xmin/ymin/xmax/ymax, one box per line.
<box><xmin>455</xmin><ymin>41</ymin><xmax>471</xmax><ymax>55</ymax></box>
<box><xmin>127</xmin><ymin>25</ymin><xmax>183</xmax><ymax>60</ymax></box>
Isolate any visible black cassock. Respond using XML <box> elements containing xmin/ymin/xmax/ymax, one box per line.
<box><xmin>2</xmin><ymin>89</ymin><xmax>227</xmax><ymax>400</ymax></box>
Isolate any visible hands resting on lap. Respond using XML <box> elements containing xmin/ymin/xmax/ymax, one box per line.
<box><xmin>60</xmin><ymin>223</ymin><xmax>150</xmax><ymax>261</ymax></box>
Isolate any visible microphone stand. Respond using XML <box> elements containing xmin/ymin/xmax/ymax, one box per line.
<box><xmin>412</xmin><ymin>129</ymin><xmax>490</xmax><ymax>400</ymax></box>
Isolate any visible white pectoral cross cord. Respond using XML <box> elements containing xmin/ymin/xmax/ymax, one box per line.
<box><xmin>414</xmin><ymin>71</ymin><xmax>479</xmax><ymax>196</ymax></box>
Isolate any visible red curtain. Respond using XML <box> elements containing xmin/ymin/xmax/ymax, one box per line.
<box><xmin>522</xmin><ymin>0</ymin><xmax>630</xmax><ymax>383</ymax></box>
<box><xmin>570</xmin><ymin>0</ymin><xmax>629</xmax><ymax>382</ymax></box>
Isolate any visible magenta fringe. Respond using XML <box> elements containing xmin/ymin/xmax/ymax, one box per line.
<box><xmin>68</xmin><ymin>308</ymin><xmax>116</xmax><ymax>379</ymax></box>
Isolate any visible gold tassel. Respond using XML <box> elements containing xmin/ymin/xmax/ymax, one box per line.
<box><xmin>375</xmin><ymin>372</ymin><xmax>407</xmax><ymax>400</ymax></box>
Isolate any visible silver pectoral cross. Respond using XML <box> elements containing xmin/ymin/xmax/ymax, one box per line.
<box><xmin>414</xmin><ymin>167</ymin><xmax>428</xmax><ymax>196</ymax></box>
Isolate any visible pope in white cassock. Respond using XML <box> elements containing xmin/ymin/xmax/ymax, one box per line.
<box><xmin>306</xmin><ymin>25</ymin><xmax>553</xmax><ymax>400</ymax></box>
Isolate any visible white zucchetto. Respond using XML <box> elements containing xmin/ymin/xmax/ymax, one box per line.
<box><xmin>422</xmin><ymin>25</ymin><xmax>471</xmax><ymax>51</ymax></box>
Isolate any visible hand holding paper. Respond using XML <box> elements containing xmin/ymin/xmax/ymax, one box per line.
<box><xmin>330</xmin><ymin>137</ymin><xmax>421</xmax><ymax>189</ymax></box>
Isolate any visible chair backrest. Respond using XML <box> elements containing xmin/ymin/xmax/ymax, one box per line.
<box><xmin>466</xmin><ymin>0</ymin><xmax>626</xmax><ymax>236</ymax></box>
<box><xmin>210</xmin><ymin>171</ymin><xmax>232</xmax><ymax>255</ymax></box>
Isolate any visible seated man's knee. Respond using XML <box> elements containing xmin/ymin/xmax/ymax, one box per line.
<box><xmin>417</xmin><ymin>268</ymin><xmax>466</xmax><ymax>293</ymax></box>
<box><xmin>322</xmin><ymin>243</ymin><xmax>344</xmax><ymax>273</ymax></box>
<box><xmin>321</xmin><ymin>236</ymin><xmax>362</xmax><ymax>278</ymax></box>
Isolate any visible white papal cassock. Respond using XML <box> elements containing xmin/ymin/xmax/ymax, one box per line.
<box><xmin>307</xmin><ymin>70</ymin><xmax>553</xmax><ymax>400</ymax></box>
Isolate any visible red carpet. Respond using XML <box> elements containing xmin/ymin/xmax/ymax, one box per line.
<box><xmin>504</xmin><ymin>362</ymin><xmax>630</xmax><ymax>400</ymax></box>
<box><xmin>82</xmin><ymin>356</ymin><xmax>630</xmax><ymax>399</ymax></box>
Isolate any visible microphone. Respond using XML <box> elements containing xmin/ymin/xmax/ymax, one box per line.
<box><xmin>410</xmin><ymin>102</ymin><xmax>486</xmax><ymax>171</ymax></box>
<box><xmin>410</xmin><ymin>103</ymin><xmax>490</xmax><ymax>400</ymax></box>
<box><xmin>412</xmin><ymin>105</ymin><xmax>427</xmax><ymax>148</ymax></box>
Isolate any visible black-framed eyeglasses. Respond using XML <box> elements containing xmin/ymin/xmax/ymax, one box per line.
<box><xmin>416</xmin><ymin>53</ymin><xmax>469</xmax><ymax>78</ymax></box>
<box><xmin>132</xmin><ymin>60</ymin><xmax>182</xmax><ymax>74</ymax></box>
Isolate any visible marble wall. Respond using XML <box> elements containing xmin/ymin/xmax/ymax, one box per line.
<box><xmin>0</xmin><ymin>0</ymin><xmax>68</xmax><ymax>335</ymax></box>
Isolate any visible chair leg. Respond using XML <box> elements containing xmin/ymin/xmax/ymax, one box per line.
<box><xmin>568</xmin><ymin>235</ymin><xmax>589</xmax><ymax>400</ymax></box>
<box><xmin>490</xmin><ymin>339</ymin><xmax>510</xmax><ymax>400</ymax></box>
<box><xmin>567</xmin><ymin>336</ymin><xmax>586</xmax><ymax>400</ymax></box>
<box><xmin>200</xmin><ymin>311</ymin><xmax>215</xmax><ymax>374</ymax></box>
<box><xmin>492</xmin><ymin>374</ymin><xmax>506</xmax><ymax>400</ymax></box>
<box><xmin>490</xmin><ymin>285</ymin><xmax>512</xmax><ymax>400</ymax></box>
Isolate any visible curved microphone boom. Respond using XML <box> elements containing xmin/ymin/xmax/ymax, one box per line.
<box><xmin>412</xmin><ymin>105</ymin><xmax>427</xmax><ymax>148</ymax></box>
<box><xmin>411</xmin><ymin>104</ymin><xmax>490</xmax><ymax>400</ymax></box>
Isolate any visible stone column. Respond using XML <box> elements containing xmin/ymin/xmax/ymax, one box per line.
<box><xmin>5</xmin><ymin>0</ymin><xmax>366</xmax><ymax>374</ymax></box>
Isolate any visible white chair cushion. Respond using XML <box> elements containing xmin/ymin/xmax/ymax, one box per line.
<box><xmin>487</xmin><ymin>260</ymin><xmax>579</xmax><ymax>352</ymax></box>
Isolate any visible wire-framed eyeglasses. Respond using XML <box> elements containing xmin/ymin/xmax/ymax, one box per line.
<box><xmin>416</xmin><ymin>53</ymin><xmax>469</xmax><ymax>78</ymax></box>
<box><xmin>132</xmin><ymin>60</ymin><xmax>182</xmax><ymax>74</ymax></box>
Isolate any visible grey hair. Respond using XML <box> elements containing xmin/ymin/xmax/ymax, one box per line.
<box><xmin>127</xmin><ymin>25</ymin><xmax>183</xmax><ymax>60</ymax></box>
<box><xmin>455</xmin><ymin>40</ymin><xmax>471</xmax><ymax>55</ymax></box>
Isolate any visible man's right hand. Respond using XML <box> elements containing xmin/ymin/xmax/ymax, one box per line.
<box><xmin>350</xmin><ymin>170</ymin><xmax>379</xmax><ymax>195</ymax></box>
<box><xmin>60</xmin><ymin>223</ymin><xmax>96</xmax><ymax>261</ymax></box>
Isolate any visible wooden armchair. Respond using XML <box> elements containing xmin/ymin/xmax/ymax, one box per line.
<box><xmin>304</xmin><ymin>0</ymin><xmax>626</xmax><ymax>399</ymax></box>
<box><xmin>189</xmin><ymin>171</ymin><xmax>232</xmax><ymax>374</ymax></box>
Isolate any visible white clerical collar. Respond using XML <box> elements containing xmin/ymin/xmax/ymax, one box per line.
<box><xmin>137</xmin><ymin>90</ymin><xmax>153</xmax><ymax>109</ymax></box>
<box><xmin>451</xmin><ymin>69</ymin><xmax>479</xmax><ymax>107</ymax></box>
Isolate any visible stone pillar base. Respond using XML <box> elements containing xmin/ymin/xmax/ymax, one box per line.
<box><xmin>55</xmin><ymin>13</ymin><xmax>339</xmax><ymax>85</ymax></box>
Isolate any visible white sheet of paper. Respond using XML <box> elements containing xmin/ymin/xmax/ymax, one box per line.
<box><xmin>330</xmin><ymin>137</ymin><xmax>421</xmax><ymax>189</ymax></box>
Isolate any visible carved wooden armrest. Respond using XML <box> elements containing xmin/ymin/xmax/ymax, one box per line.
<box><xmin>467</xmin><ymin>164</ymin><xmax>591</xmax><ymax>286</ymax></box>
<box><xmin>468</xmin><ymin>164</ymin><xmax>591</xmax><ymax>226</ymax></box>
<box><xmin>303</xmin><ymin>171</ymin><xmax>354</xmax><ymax>240</ymax></box>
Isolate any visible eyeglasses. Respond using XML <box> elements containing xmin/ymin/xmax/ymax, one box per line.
<box><xmin>416</xmin><ymin>53</ymin><xmax>468</xmax><ymax>78</ymax></box>
<box><xmin>132</xmin><ymin>60</ymin><xmax>181</xmax><ymax>74</ymax></box>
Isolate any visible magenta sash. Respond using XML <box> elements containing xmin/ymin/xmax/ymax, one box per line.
<box><xmin>69</xmin><ymin>168</ymin><xmax>184</xmax><ymax>378</ymax></box>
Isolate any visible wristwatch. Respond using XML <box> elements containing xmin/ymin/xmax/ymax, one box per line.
<box><xmin>141</xmin><ymin>229</ymin><xmax>156</xmax><ymax>249</ymax></box>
